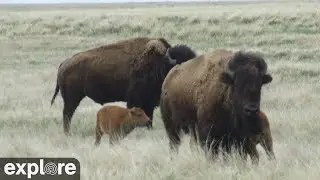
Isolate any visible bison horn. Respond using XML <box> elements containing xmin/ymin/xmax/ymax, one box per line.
<box><xmin>226</xmin><ymin>69</ymin><xmax>235</xmax><ymax>79</ymax></box>
<box><xmin>166</xmin><ymin>48</ymin><xmax>177</xmax><ymax>65</ymax></box>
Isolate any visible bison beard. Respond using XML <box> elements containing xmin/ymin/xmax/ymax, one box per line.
<box><xmin>127</xmin><ymin>44</ymin><xmax>197</xmax><ymax>128</ymax></box>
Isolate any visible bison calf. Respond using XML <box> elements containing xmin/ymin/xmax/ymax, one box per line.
<box><xmin>241</xmin><ymin>111</ymin><xmax>276</xmax><ymax>164</ymax></box>
<box><xmin>95</xmin><ymin>105</ymin><xmax>151</xmax><ymax>146</ymax></box>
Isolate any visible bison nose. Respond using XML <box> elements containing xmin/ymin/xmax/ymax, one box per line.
<box><xmin>244</xmin><ymin>104</ymin><xmax>259</xmax><ymax>115</ymax></box>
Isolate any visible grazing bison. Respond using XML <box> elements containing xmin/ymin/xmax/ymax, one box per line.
<box><xmin>160</xmin><ymin>49</ymin><xmax>273</xmax><ymax>163</ymax></box>
<box><xmin>238</xmin><ymin>111</ymin><xmax>276</xmax><ymax>164</ymax></box>
<box><xmin>50</xmin><ymin>37</ymin><xmax>197</xmax><ymax>135</ymax></box>
<box><xmin>94</xmin><ymin>105</ymin><xmax>151</xmax><ymax>146</ymax></box>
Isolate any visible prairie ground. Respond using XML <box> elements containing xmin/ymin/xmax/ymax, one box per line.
<box><xmin>0</xmin><ymin>1</ymin><xmax>320</xmax><ymax>179</ymax></box>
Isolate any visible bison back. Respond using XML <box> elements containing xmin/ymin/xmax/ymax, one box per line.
<box><xmin>58</xmin><ymin>37</ymin><xmax>163</xmax><ymax>103</ymax></box>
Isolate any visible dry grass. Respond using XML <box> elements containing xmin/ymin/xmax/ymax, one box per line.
<box><xmin>1</xmin><ymin>1</ymin><xmax>320</xmax><ymax>179</ymax></box>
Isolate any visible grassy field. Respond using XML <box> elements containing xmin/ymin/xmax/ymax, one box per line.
<box><xmin>1</xmin><ymin>1</ymin><xmax>320</xmax><ymax>179</ymax></box>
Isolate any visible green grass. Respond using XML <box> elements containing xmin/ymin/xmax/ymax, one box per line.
<box><xmin>1</xmin><ymin>2</ymin><xmax>320</xmax><ymax>180</ymax></box>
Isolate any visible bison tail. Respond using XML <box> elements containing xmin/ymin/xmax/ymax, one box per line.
<box><xmin>50</xmin><ymin>80</ymin><xmax>60</xmax><ymax>106</ymax></box>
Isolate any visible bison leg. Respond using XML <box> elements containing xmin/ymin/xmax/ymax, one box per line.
<box><xmin>196</xmin><ymin>107</ymin><xmax>220</xmax><ymax>156</ymax></box>
<box><xmin>167</xmin><ymin>129</ymin><xmax>181</xmax><ymax>153</ymax></box>
<box><xmin>60</xmin><ymin>88</ymin><xmax>84</xmax><ymax>136</ymax></box>
<box><xmin>142</xmin><ymin>105</ymin><xmax>154</xmax><ymax>129</ymax></box>
<box><xmin>245</xmin><ymin>142</ymin><xmax>259</xmax><ymax>165</ymax></box>
<box><xmin>249</xmin><ymin>149</ymin><xmax>259</xmax><ymax>165</ymax></box>
<box><xmin>237</xmin><ymin>141</ymin><xmax>248</xmax><ymax>162</ymax></box>
<box><xmin>196</xmin><ymin>127</ymin><xmax>222</xmax><ymax>162</ymax></box>
<box><xmin>63</xmin><ymin>102</ymin><xmax>80</xmax><ymax>136</ymax></box>
<box><xmin>109</xmin><ymin>133</ymin><xmax>123</xmax><ymax>145</ymax></box>
<box><xmin>198</xmin><ymin>128</ymin><xmax>214</xmax><ymax>156</ymax></box>
<box><xmin>200</xmin><ymin>137</ymin><xmax>220</xmax><ymax>161</ymax></box>
<box><xmin>196</xmin><ymin>119</ymin><xmax>220</xmax><ymax>159</ymax></box>
<box><xmin>163</xmin><ymin>116</ymin><xmax>182</xmax><ymax>153</ymax></box>
<box><xmin>188</xmin><ymin>124</ymin><xmax>199</xmax><ymax>150</ymax></box>
<box><xmin>95</xmin><ymin>124</ymin><xmax>103</xmax><ymax>146</ymax></box>
<box><xmin>160</xmin><ymin>97</ymin><xmax>184</xmax><ymax>153</ymax></box>
<box><xmin>261</xmin><ymin>130</ymin><xmax>276</xmax><ymax>160</ymax></box>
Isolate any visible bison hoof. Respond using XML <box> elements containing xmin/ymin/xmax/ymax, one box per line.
<box><xmin>64</xmin><ymin>131</ymin><xmax>72</xmax><ymax>136</ymax></box>
<box><xmin>146</xmin><ymin>123</ymin><xmax>153</xmax><ymax>129</ymax></box>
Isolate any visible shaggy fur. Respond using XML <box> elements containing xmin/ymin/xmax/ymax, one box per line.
<box><xmin>94</xmin><ymin>105</ymin><xmax>151</xmax><ymax>146</ymax></box>
<box><xmin>50</xmin><ymin>37</ymin><xmax>196</xmax><ymax>135</ymax></box>
<box><xmin>126</xmin><ymin>42</ymin><xmax>197</xmax><ymax>128</ymax></box>
<box><xmin>160</xmin><ymin>49</ymin><xmax>273</xmax><ymax>164</ymax></box>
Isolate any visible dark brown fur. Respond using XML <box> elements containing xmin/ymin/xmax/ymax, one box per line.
<box><xmin>160</xmin><ymin>49</ymin><xmax>273</xmax><ymax>164</ymax></box>
<box><xmin>50</xmin><ymin>37</ymin><xmax>196</xmax><ymax>135</ymax></box>
<box><xmin>95</xmin><ymin>105</ymin><xmax>151</xmax><ymax>146</ymax></box>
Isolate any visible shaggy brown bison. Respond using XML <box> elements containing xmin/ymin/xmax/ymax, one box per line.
<box><xmin>94</xmin><ymin>105</ymin><xmax>151</xmax><ymax>146</ymax></box>
<box><xmin>160</xmin><ymin>49</ymin><xmax>273</xmax><ymax>164</ymax></box>
<box><xmin>50</xmin><ymin>37</ymin><xmax>196</xmax><ymax>135</ymax></box>
<box><xmin>239</xmin><ymin>111</ymin><xmax>276</xmax><ymax>164</ymax></box>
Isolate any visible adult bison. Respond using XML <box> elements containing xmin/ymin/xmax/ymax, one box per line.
<box><xmin>50</xmin><ymin>37</ymin><xmax>197</xmax><ymax>135</ymax></box>
<box><xmin>160</xmin><ymin>49</ymin><xmax>273</xmax><ymax>163</ymax></box>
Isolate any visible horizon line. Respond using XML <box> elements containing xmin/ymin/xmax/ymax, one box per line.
<box><xmin>0</xmin><ymin>0</ymin><xmax>272</xmax><ymax>5</ymax></box>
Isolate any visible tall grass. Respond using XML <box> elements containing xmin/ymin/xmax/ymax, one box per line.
<box><xmin>0</xmin><ymin>2</ymin><xmax>320</xmax><ymax>180</ymax></box>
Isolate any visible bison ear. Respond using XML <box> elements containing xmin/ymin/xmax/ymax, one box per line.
<box><xmin>262</xmin><ymin>74</ymin><xmax>272</xmax><ymax>84</ymax></box>
<box><xmin>166</xmin><ymin>48</ymin><xmax>177</xmax><ymax>65</ymax></box>
<box><xmin>129</xmin><ymin>108</ymin><xmax>140</xmax><ymax>116</ymax></box>
<box><xmin>220</xmin><ymin>71</ymin><xmax>234</xmax><ymax>85</ymax></box>
<box><xmin>129</xmin><ymin>108</ymin><xmax>136</xmax><ymax>114</ymax></box>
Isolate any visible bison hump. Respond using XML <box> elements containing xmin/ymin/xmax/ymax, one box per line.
<box><xmin>131</xmin><ymin>39</ymin><xmax>168</xmax><ymax>73</ymax></box>
<box><xmin>145</xmin><ymin>40</ymin><xmax>167</xmax><ymax>55</ymax></box>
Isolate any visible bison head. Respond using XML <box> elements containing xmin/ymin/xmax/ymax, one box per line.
<box><xmin>129</xmin><ymin>107</ymin><xmax>152</xmax><ymax>127</ymax></box>
<box><xmin>220</xmin><ymin>51</ymin><xmax>272</xmax><ymax>120</ymax></box>
<box><xmin>165</xmin><ymin>44</ymin><xmax>197</xmax><ymax>65</ymax></box>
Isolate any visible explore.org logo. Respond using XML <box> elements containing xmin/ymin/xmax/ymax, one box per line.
<box><xmin>0</xmin><ymin>158</ymin><xmax>80</xmax><ymax>180</ymax></box>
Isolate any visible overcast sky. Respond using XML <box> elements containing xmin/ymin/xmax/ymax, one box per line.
<box><xmin>0</xmin><ymin>0</ymin><xmax>217</xmax><ymax>3</ymax></box>
<box><xmin>0</xmin><ymin>0</ymin><xmax>261</xmax><ymax>4</ymax></box>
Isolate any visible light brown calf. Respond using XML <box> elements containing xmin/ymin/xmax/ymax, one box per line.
<box><xmin>95</xmin><ymin>105</ymin><xmax>151</xmax><ymax>146</ymax></box>
<box><xmin>243</xmin><ymin>111</ymin><xmax>276</xmax><ymax>164</ymax></box>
